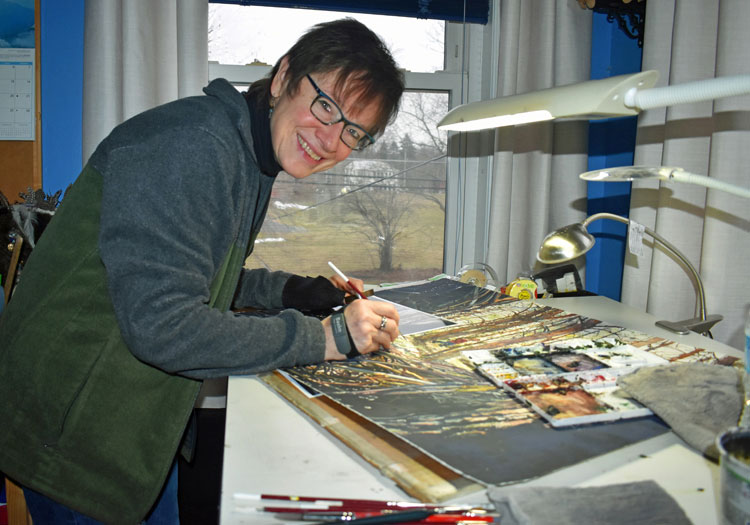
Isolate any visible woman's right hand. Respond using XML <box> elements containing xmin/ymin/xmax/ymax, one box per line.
<box><xmin>321</xmin><ymin>299</ymin><xmax>400</xmax><ymax>361</ymax></box>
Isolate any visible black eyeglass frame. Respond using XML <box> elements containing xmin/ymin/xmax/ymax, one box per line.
<box><xmin>306</xmin><ymin>74</ymin><xmax>375</xmax><ymax>151</ymax></box>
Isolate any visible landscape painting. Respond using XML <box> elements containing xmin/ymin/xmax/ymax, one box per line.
<box><xmin>279</xmin><ymin>279</ymin><xmax>720</xmax><ymax>486</ymax></box>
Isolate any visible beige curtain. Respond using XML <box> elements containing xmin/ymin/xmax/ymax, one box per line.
<box><xmin>485</xmin><ymin>1</ymin><xmax>592</xmax><ymax>284</ymax></box>
<box><xmin>82</xmin><ymin>0</ymin><xmax>209</xmax><ymax>162</ymax></box>
<box><xmin>621</xmin><ymin>0</ymin><xmax>750</xmax><ymax>350</ymax></box>
<box><xmin>81</xmin><ymin>0</ymin><xmax>219</xmax><ymax>405</ymax></box>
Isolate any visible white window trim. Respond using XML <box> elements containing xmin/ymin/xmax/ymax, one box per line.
<box><xmin>208</xmin><ymin>64</ymin><xmax>463</xmax><ymax>96</ymax></box>
<box><xmin>442</xmin><ymin>20</ymin><xmax>496</xmax><ymax>277</ymax></box>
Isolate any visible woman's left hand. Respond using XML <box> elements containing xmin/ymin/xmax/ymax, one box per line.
<box><xmin>328</xmin><ymin>273</ymin><xmax>365</xmax><ymax>298</ymax></box>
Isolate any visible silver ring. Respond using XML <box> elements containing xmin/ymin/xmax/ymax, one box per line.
<box><xmin>379</xmin><ymin>316</ymin><xmax>387</xmax><ymax>330</ymax></box>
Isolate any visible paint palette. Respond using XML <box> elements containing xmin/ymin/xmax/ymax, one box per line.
<box><xmin>462</xmin><ymin>339</ymin><xmax>667</xmax><ymax>426</ymax></box>
<box><xmin>463</xmin><ymin>339</ymin><xmax>667</xmax><ymax>377</ymax></box>
<box><xmin>501</xmin><ymin>369</ymin><xmax>652</xmax><ymax>427</ymax></box>
<box><xmin>546</xmin><ymin>352</ymin><xmax>607</xmax><ymax>372</ymax></box>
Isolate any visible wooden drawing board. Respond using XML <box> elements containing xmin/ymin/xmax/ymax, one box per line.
<box><xmin>260</xmin><ymin>371</ymin><xmax>484</xmax><ymax>503</ymax></box>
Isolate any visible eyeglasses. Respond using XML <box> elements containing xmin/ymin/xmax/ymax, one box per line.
<box><xmin>306</xmin><ymin>75</ymin><xmax>375</xmax><ymax>151</ymax></box>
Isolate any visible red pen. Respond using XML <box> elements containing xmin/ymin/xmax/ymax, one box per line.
<box><xmin>328</xmin><ymin>261</ymin><xmax>367</xmax><ymax>300</ymax></box>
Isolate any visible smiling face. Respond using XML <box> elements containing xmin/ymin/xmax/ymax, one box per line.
<box><xmin>269</xmin><ymin>57</ymin><xmax>380</xmax><ymax>179</ymax></box>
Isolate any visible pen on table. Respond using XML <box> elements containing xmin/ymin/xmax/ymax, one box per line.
<box><xmin>328</xmin><ymin>261</ymin><xmax>367</xmax><ymax>300</ymax></box>
<box><xmin>239</xmin><ymin>493</ymin><xmax>440</xmax><ymax>512</ymax></box>
<box><xmin>237</xmin><ymin>493</ymin><xmax>491</xmax><ymax>518</ymax></box>
<box><xmin>282</xmin><ymin>511</ymin><xmax>494</xmax><ymax>523</ymax></box>
<box><xmin>320</xmin><ymin>509</ymin><xmax>435</xmax><ymax>524</ymax></box>
<box><xmin>252</xmin><ymin>493</ymin><xmax>437</xmax><ymax>508</ymax></box>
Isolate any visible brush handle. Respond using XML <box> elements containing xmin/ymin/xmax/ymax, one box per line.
<box><xmin>328</xmin><ymin>261</ymin><xmax>367</xmax><ymax>299</ymax></box>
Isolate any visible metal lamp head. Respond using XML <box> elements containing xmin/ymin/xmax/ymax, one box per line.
<box><xmin>579</xmin><ymin>165</ymin><xmax>678</xmax><ymax>182</ymax></box>
<box><xmin>579</xmin><ymin>165</ymin><xmax>750</xmax><ymax>199</ymax></box>
<box><xmin>536</xmin><ymin>223</ymin><xmax>595</xmax><ymax>264</ymax></box>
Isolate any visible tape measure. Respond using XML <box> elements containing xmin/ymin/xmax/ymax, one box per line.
<box><xmin>505</xmin><ymin>278</ymin><xmax>537</xmax><ymax>300</ymax></box>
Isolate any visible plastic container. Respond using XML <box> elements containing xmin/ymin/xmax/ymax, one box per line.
<box><xmin>717</xmin><ymin>427</ymin><xmax>750</xmax><ymax>524</ymax></box>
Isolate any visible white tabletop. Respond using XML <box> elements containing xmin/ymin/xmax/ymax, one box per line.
<box><xmin>220</xmin><ymin>295</ymin><xmax>742</xmax><ymax>524</ymax></box>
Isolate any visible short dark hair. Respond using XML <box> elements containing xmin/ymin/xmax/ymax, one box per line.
<box><xmin>255</xmin><ymin>18</ymin><xmax>404</xmax><ymax>137</ymax></box>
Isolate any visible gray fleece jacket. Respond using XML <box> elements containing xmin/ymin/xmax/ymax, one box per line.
<box><xmin>93</xmin><ymin>77</ymin><xmax>327</xmax><ymax>377</ymax></box>
<box><xmin>0</xmin><ymin>78</ymin><xmax>326</xmax><ymax>523</ymax></box>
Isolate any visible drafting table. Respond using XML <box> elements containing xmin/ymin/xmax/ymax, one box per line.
<box><xmin>220</xmin><ymin>295</ymin><xmax>742</xmax><ymax>524</ymax></box>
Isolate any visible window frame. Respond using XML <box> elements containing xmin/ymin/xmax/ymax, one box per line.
<box><xmin>208</xmin><ymin>0</ymin><xmax>490</xmax><ymax>24</ymax></box>
<box><xmin>208</xmin><ymin>19</ymin><xmax>480</xmax><ymax>278</ymax></box>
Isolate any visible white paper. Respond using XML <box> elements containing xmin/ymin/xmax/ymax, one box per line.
<box><xmin>628</xmin><ymin>220</ymin><xmax>646</xmax><ymax>257</ymax></box>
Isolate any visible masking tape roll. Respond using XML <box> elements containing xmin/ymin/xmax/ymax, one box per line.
<box><xmin>459</xmin><ymin>269</ymin><xmax>488</xmax><ymax>288</ymax></box>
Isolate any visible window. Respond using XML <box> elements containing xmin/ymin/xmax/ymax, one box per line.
<box><xmin>209</xmin><ymin>5</ymin><xmax>463</xmax><ymax>283</ymax></box>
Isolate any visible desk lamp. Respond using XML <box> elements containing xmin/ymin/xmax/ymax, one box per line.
<box><xmin>537</xmin><ymin>212</ymin><xmax>723</xmax><ymax>336</ymax></box>
<box><xmin>438</xmin><ymin>71</ymin><xmax>750</xmax><ymax>132</ymax></box>
<box><xmin>579</xmin><ymin>165</ymin><xmax>750</xmax><ymax>199</ymax></box>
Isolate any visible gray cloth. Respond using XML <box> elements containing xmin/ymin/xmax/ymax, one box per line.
<box><xmin>617</xmin><ymin>363</ymin><xmax>743</xmax><ymax>460</ymax></box>
<box><xmin>487</xmin><ymin>481</ymin><xmax>691</xmax><ymax>525</ymax></box>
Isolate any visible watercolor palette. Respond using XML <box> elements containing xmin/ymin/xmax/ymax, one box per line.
<box><xmin>499</xmin><ymin>369</ymin><xmax>652</xmax><ymax>427</ymax></box>
<box><xmin>463</xmin><ymin>338</ymin><xmax>667</xmax><ymax>426</ymax></box>
<box><xmin>463</xmin><ymin>339</ymin><xmax>667</xmax><ymax>376</ymax></box>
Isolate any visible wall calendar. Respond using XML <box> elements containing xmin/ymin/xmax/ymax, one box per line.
<box><xmin>0</xmin><ymin>48</ymin><xmax>34</xmax><ymax>141</ymax></box>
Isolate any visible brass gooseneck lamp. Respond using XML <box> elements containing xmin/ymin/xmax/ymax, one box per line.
<box><xmin>537</xmin><ymin>212</ymin><xmax>723</xmax><ymax>336</ymax></box>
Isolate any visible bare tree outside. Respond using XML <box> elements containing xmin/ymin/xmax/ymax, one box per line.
<box><xmin>341</xmin><ymin>187</ymin><xmax>416</xmax><ymax>272</ymax></box>
<box><xmin>377</xmin><ymin>92</ymin><xmax>449</xmax><ymax>213</ymax></box>
<box><xmin>396</xmin><ymin>92</ymin><xmax>448</xmax><ymax>152</ymax></box>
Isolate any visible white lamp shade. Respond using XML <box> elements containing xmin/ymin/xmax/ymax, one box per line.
<box><xmin>438</xmin><ymin>70</ymin><xmax>659</xmax><ymax>132</ymax></box>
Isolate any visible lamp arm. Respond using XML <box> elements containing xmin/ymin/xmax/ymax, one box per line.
<box><xmin>582</xmin><ymin>212</ymin><xmax>707</xmax><ymax>321</ymax></box>
<box><xmin>664</xmin><ymin>168</ymin><xmax>750</xmax><ymax>199</ymax></box>
<box><xmin>624</xmin><ymin>75</ymin><xmax>750</xmax><ymax>111</ymax></box>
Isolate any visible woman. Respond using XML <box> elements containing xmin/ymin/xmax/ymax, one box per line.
<box><xmin>0</xmin><ymin>18</ymin><xmax>404</xmax><ymax>524</ymax></box>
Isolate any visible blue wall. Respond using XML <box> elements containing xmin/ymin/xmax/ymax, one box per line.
<box><xmin>40</xmin><ymin>0</ymin><xmax>84</xmax><ymax>195</ymax></box>
<box><xmin>584</xmin><ymin>12</ymin><xmax>643</xmax><ymax>299</ymax></box>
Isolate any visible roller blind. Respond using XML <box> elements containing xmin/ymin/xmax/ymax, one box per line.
<box><xmin>208</xmin><ymin>0</ymin><xmax>489</xmax><ymax>24</ymax></box>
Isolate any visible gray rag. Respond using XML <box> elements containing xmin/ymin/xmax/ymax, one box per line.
<box><xmin>617</xmin><ymin>362</ymin><xmax>743</xmax><ymax>460</ymax></box>
<box><xmin>487</xmin><ymin>480</ymin><xmax>691</xmax><ymax>525</ymax></box>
